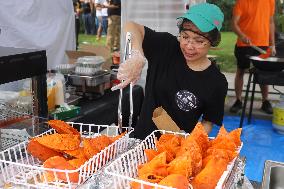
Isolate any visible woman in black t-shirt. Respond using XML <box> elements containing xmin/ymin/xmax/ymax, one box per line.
<box><xmin>112</xmin><ymin>3</ymin><xmax>228</xmax><ymax>139</ymax></box>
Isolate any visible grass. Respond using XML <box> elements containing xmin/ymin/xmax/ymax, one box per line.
<box><xmin>209</xmin><ymin>32</ymin><xmax>237</xmax><ymax>73</ymax></box>
<box><xmin>78</xmin><ymin>32</ymin><xmax>238</xmax><ymax>72</ymax></box>
<box><xmin>78</xmin><ymin>34</ymin><xmax>107</xmax><ymax>46</ymax></box>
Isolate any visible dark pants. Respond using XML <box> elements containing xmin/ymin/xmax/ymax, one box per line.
<box><xmin>234</xmin><ymin>45</ymin><xmax>268</xmax><ymax>69</ymax></box>
<box><xmin>82</xmin><ymin>13</ymin><xmax>95</xmax><ymax>35</ymax></box>
<box><xmin>75</xmin><ymin>18</ymin><xmax>80</xmax><ymax>50</ymax></box>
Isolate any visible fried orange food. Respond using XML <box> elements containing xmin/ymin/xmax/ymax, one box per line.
<box><xmin>156</xmin><ymin>135</ymin><xmax>182</xmax><ymax>162</ymax></box>
<box><xmin>43</xmin><ymin>156</ymin><xmax>79</xmax><ymax>183</ymax></box>
<box><xmin>40</xmin><ymin>172</ymin><xmax>56</xmax><ymax>183</ymax></box>
<box><xmin>64</xmin><ymin>147</ymin><xmax>86</xmax><ymax>159</ymax></box>
<box><xmin>210</xmin><ymin>126</ymin><xmax>228</xmax><ymax>146</ymax></box>
<box><xmin>27</xmin><ymin>139</ymin><xmax>63</xmax><ymax>161</ymax></box>
<box><xmin>156</xmin><ymin>142</ymin><xmax>175</xmax><ymax>163</ymax></box>
<box><xmin>158</xmin><ymin>174</ymin><xmax>190</xmax><ymax>189</ymax></box>
<box><xmin>228</xmin><ymin>128</ymin><xmax>242</xmax><ymax>147</ymax></box>
<box><xmin>144</xmin><ymin>149</ymin><xmax>160</xmax><ymax>162</ymax></box>
<box><xmin>130</xmin><ymin>182</ymin><xmax>153</xmax><ymax>189</ymax></box>
<box><xmin>209</xmin><ymin>137</ymin><xmax>236</xmax><ymax>152</ymax></box>
<box><xmin>202</xmin><ymin>155</ymin><xmax>212</xmax><ymax>169</ymax></box>
<box><xmin>158</xmin><ymin>134</ymin><xmax>176</xmax><ymax>144</ymax></box>
<box><xmin>138</xmin><ymin>152</ymin><xmax>168</xmax><ymax>177</ymax></box>
<box><xmin>191</xmin><ymin>157</ymin><xmax>228</xmax><ymax>189</ymax></box>
<box><xmin>177</xmin><ymin>137</ymin><xmax>202</xmax><ymax>176</ymax></box>
<box><xmin>206</xmin><ymin>148</ymin><xmax>237</xmax><ymax>162</ymax></box>
<box><xmin>36</xmin><ymin>134</ymin><xmax>80</xmax><ymax>151</ymax></box>
<box><xmin>217</xmin><ymin>125</ymin><xmax>228</xmax><ymax>136</ymax></box>
<box><xmin>89</xmin><ymin>135</ymin><xmax>112</xmax><ymax>151</ymax></box>
<box><xmin>68</xmin><ymin>158</ymin><xmax>87</xmax><ymax>169</ymax></box>
<box><xmin>189</xmin><ymin>122</ymin><xmax>209</xmax><ymax>157</ymax></box>
<box><xmin>209</xmin><ymin>126</ymin><xmax>237</xmax><ymax>152</ymax></box>
<box><xmin>82</xmin><ymin>138</ymin><xmax>99</xmax><ymax>159</ymax></box>
<box><xmin>167</xmin><ymin>155</ymin><xmax>193</xmax><ymax>178</ymax></box>
<box><xmin>48</xmin><ymin>120</ymin><xmax>80</xmax><ymax>136</ymax></box>
<box><xmin>203</xmin><ymin>148</ymin><xmax>237</xmax><ymax>168</ymax></box>
<box><xmin>130</xmin><ymin>173</ymin><xmax>165</xmax><ymax>188</ymax></box>
<box><xmin>139</xmin><ymin>173</ymin><xmax>164</xmax><ymax>183</ymax></box>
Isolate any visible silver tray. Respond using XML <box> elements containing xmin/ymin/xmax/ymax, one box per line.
<box><xmin>67</xmin><ymin>70</ymin><xmax>111</xmax><ymax>87</ymax></box>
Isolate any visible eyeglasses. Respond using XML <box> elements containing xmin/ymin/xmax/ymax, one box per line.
<box><xmin>178</xmin><ymin>32</ymin><xmax>209</xmax><ymax>49</ymax></box>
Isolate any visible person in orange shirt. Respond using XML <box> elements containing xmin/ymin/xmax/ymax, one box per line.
<box><xmin>230</xmin><ymin>0</ymin><xmax>276</xmax><ymax>114</ymax></box>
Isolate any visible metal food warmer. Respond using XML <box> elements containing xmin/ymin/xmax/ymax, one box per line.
<box><xmin>56</xmin><ymin>56</ymin><xmax>111</xmax><ymax>99</ymax></box>
<box><xmin>0</xmin><ymin>46</ymin><xmax>48</xmax><ymax>151</ymax></box>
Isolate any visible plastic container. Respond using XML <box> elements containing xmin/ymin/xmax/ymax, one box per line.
<box><xmin>74</xmin><ymin>56</ymin><xmax>105</xmax><ymax>75</ymax></box>
<box><xmin>272</xmin><ymin>94</ymin><xmax>284</xmax><ymax>134</ymax></box>
<box><xmin>47</xmin><ymin>72</ymin><xmax>66</xmax><ymax>110</ymax></box>
<box><xmin>55</xmin><ymin>64</ymin><xmax>76</xmax><ymax>74</ymax></box>
<box><xmin>47</xmin><ymin>87</ymin><xmax>56</xmax><ymax>111</ymax></box>
<box><xmin>76</xmin><ymin>56</ymin><xmax>105</xmax><ymax>68</ymax></box>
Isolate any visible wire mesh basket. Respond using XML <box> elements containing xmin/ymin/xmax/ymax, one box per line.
<box><xmin>0</xmin><ymin>102</ymin><xmax>48</xmax><ymax>151</ymax></box>
<box><xmin>0</xmin><ymin>122</ymin><xmax>133</xmax><ymax>189</ymax></box>
<box><xmin>104</xmin><ymin>130</ymin><xmax>242</xmax><ymax>189</ymax></box>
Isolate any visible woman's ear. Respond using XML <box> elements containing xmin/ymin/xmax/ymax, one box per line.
<box><xmin>177</xmin><ymin>33</ymin><xmax>181</xmax><ymax>42</ymax></box>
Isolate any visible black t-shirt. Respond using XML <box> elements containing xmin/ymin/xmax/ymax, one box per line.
<box><xmin>134</xmin><ymin>27</ymin><xmax>228</xmax><ymax>139</ymax></box>
<box><xmin>82</xmin><ymin>2</ymin><xmax>91</xmax><ymax>14</ymax></box>
<box><xmin>107</xmin><ymin>0</ymin><xmax>121</xmax><ymax>16</ymax></box>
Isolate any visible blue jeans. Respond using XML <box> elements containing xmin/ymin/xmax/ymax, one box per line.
<box><xmin>82</xmin><ymin>13</ymin><xmax>95</xmax><ymax>35</ymax></box>
<box><xmin>97</xmin><ymin>16</ymin><xmax>108</xmax><ymax>35</ymax></box>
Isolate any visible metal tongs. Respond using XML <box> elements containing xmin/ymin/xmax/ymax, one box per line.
<box><xmin>251</xmin><ymin>45</ymin><xmax>266</xmax><ymax>54</ymax></box>
<box><xmin>118</xmin><ymin>32</ymin><xmax>133</xmax><ymax>134</ymax></box>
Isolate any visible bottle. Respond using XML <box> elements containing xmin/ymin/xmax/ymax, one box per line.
<box><xmin>54</xmin><ymin>80</ymin><xmax>65</xmax><ymax>106</ymax></box>
<box><xmin>272</xmin><ymin>94</ymin><xmax>284</xmax><ymax>134</ymax></box>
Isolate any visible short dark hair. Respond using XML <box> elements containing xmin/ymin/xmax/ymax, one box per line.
<box><xmin>177</xmin><ymin>19</ymin><xmax>221</xmax><ymax>47</ymax></box>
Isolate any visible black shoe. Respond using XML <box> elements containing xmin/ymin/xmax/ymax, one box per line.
<box><xmin>261</xmin><ymin>100</ymin><xmax>273</xmax><ymax>114</ymax></box>
<box><xmin>230</xmin><ymin>100</ymin><xmax>242</xmax><ymax>113</ymax></box>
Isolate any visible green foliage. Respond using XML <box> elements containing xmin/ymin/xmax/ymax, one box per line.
<box><xmin>209</xmin><ymin>32</ymin><xmax>237</xmax><ymax>73</ymax></box>
<box><xmin>276</xmin><ymin>15</ymin><xmax>284</xmax><ymax>32</ymax></box>
<box><xmin>276</xmin><ymin>0</ymin><xmax>284</xmax><ymax>32</ymax></box>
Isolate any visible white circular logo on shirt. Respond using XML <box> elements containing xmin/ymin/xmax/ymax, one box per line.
<box><xmin>175</xmin><ymin>90</ymin><xmax>198</xmax><ymax>112</ymax></box>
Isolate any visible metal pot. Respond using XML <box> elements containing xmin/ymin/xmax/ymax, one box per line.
<box><xmin>250</xmin><ymin>56</ymin><xmax>284</xmax><ymax>72</ymax></box>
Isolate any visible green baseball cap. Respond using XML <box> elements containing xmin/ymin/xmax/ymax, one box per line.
<box><xmin>177</xmin><ymin>3</ymin><xmax>224</xmax><ymax>32</ymax></box>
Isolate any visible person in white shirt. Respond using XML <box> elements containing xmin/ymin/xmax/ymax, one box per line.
<box><xmin>81</xmin><ymin>0</ymin><xmax>95</xmax><ymax>35</ymax></box>
<box><xmin>94</xmin><ymin>0</ymin><xmax>108</xmax><ymax>40</ymax></box>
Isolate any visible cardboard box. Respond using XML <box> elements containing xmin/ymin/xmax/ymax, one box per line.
<box><xmin>65</xmin><ymin>50</ymin><xmax>96</xmax><ymax>64</ymax></box>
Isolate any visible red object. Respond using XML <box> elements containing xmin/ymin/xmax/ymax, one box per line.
<box><xmin>112</xmin><ymin>52</ymin><xmax>120</xmax><ymax>65</ymax></box>
<box><xmin>111</xmin><ymin>79</ymin><xmax>121</xmax><ymax>88</ymax></box>
<box><xmin>259</xmin><ymin>48</ymin><xmax>272</xmax><ymax>59</ymax></box>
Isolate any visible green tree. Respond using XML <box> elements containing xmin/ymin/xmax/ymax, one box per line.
<box><xmin>276</xmin><ymin>0</ymin><xmax>284</xmax><ymax>32</ymax></box>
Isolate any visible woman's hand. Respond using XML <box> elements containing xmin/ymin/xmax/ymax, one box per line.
<box><xmin>111</xmin><ymin>50</ymin><xmax>147</xmax><ymax>91</ymax></box>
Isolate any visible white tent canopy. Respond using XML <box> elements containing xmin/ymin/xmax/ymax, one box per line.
<box><xmin>0</xmin><ymin>0</ymin><xmax>75</xmax><ymax>70</ymax></box>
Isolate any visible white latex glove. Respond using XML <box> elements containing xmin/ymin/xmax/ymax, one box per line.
<box><xmin>270</xmin><ymin>45</ymin><xmax>277</xmax><ymax>56</ymax></box>
<box><xmin>111</xmin><ymin>50</ymin><xmax>147</xmax><ymax>91</ymax></box>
